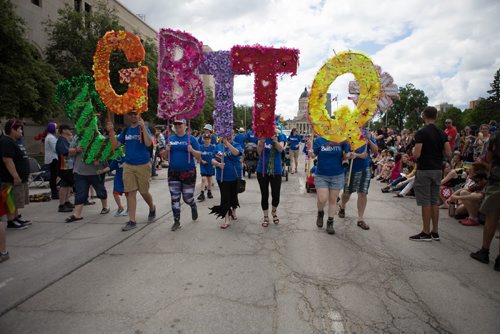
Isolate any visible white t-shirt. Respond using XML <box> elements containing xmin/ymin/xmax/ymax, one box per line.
<box><xmin>44</xmin><ymin>133</ymin><xmax>58</xmax><ymax>164</ymax></box>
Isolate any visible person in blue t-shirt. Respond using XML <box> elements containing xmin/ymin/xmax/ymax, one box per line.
<box><xmin>165</xmin><ymin>118</ymin><xmax>202</xmax><ymax>231</ymax></box>
<box><xmin>197</xmin><ymin>124</ymin><xmax>218</xmax><ymax>145</ymax></box>
<box><xmin>256</xmin><ymin>127</ymin><xmax>286</xmax><ymax>227</ymax></box>
<box><xmin>197</xmin><ymin>134</ymin><xmax>216</xmax><ymax>202</ymax></box>
<box><xmin>108</xmin><ymin>112</ymin><xmax>156</xmax><ymax>232</ymax></box>
<box><xmin>246</xmin><ymin>129</ymin><xmax>258</xmax><ymax>144</ymax></box>
<box><xmin>287</xmin><ymin>128</ymin><xmax>302</xmax><ymax>174</ymax></box>
<box><xmin>338</xmin><ymin>129</ymin><xmax>378</xmax><ymax>231</ymax></box>
<box><xmin>97</xmin><ymin>155</ymin><xmax>128</xmax><ymax>217</ymax></box>
<box><xmin>310</xmin><ymin>136</ymin><xmax>352</xmax><ymax>235</ymax></box>
<box><xmin>209</xmin><ymin>132</ymin><xmax>243</xmax><ymax>229</ymax></box>
<box><xmin>234</xmin><ymin>128</ymin><xmax>247</xmax><ymax>147</ymax></box>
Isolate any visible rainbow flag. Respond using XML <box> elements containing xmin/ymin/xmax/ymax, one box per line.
<box><xmin>0</xmin><ymin>186</ymin><xmax>16</xmax><ymax>216</ymax></box>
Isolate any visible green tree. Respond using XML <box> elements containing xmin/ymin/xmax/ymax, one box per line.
<box><xmin>487</xmin><ymin>68</ymin><xmax>500</xmax><ymax>106</ymax></box>
<box><xmin>45</xmin><ymin>1</ymin><xmax>158</xmax><ymax>122</ymax></box>
<box><xmin>233</xmin><ymin>104</ymin><xmax>253</xmax><ymax>130</ymax></box>
<box><xmin>463</xmin><ymin>99</ymin><xmax>500</xmax><ymax>127</ymax></box>
<box><xmin>190</xmin><ymin>88</ymin><xmax>214</xmax><ymax>131</ymax></box>
<box><xmin>436</xmin><ymin>106</ymin><xmax>464</xmax><ymax>129</ymax></box>
<box><xmin>0</xmin><ymin>0</ymin><xmax>62</xmax><ymax>123</ymax></box>
<box><xmin>380</xmin><ymin>83</ymin><xmax>428</xmax><ymax>130</ymax></box>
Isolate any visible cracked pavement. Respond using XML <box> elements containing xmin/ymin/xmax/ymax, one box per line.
<box><xmin>1</xmin><ymin>162</ymin><xmax>499</xmax><ymax>333</ymax></box>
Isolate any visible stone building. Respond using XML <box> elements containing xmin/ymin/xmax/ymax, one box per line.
<box><xmin>286</xmin><ymin>87</ymin><xmax>331</xmax><ymax>134</ymax></box>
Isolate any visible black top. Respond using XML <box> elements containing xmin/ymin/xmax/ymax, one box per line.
<box><xmin>0</xmin><ymin>136</ymin><xmax>30</xmax><ymax>183</ymax></box>
<box><xmin>489</xmin><ymin>131</ymin><xmax>500</xmax><ymax>181</ymax></box>
<box><xmin>414</xmin><ymin>124</ymin><xmax>448</xmax><ymax>170</ymax></box>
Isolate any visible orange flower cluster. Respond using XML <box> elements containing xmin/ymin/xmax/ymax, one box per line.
<box><xmin>93</xmin><ymin>31</ymin><xmax>148</xmax><ymax>115</ymax></box>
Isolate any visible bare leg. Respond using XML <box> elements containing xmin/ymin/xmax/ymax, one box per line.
<box><xmin>113</xmin><ymin>193</ymin><xmax>124</xmax><ymax>210</ymax></box>
<box><xmin>421</xmin><ymin>206</ymin><xmax>432</xmax><ymax>234</ymax></box>
<box><xmin>482</xmin><ymin>212</ymin><xmax>500</xmax><ymax>250</ymax></box>
<box><xmin>328</xmin><ymin>189</ymin><xmax>341</xmax><ymax>218</ymax></box>
<box><xmin>59</xmin><ymin>187</ymin><xmax>70</xmax><ymax>206</ymax></box>
<box><xmin>72</xmin><ymin>204</ymin><xmax>84</xmax><ymax>218</ymax></box>
<box><xmin>430</xmin><ymin>205</ymin><xmax>439</xmax><ymax>233</ymax></box>
<box><xmin>340</xmin><ymin>192</ymin><xmax>351</xmax><ymax>210</ymax></box>
<box><xmin>140</xmin><ymin>191</ymin><xmax>154</xmax><ymax>210</ymax></box>
<box><xmin>460</xmin><ymin>198</ymin><xmax>481</xmax><ymax>220</ymax></box>
<box><xmin>126</xmin><ymin>191</ymin><xmax>137</xmax><ymax>222</ymax></box>
<box><xmin>316</xmin><ymin>188</ymin><xmax>328</xmax><ymax>212</ymax></box>
<box><xmin>0</xmin><ymin>222</ymin><xmax>6</xmax><ymax>253</ymax></box>
<box><xmin>357</xmin><ymin>192</ymin><xmax>368</xmax><ymax>221</ymax></box>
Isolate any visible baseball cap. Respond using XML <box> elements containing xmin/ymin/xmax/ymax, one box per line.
<box><xmin>173</xmin><ymin>118</ymin><xmax>187</xmax><ymax>125</ymax></box>
<box><xmin>203</xmin><ymin>124</ymin><xmax>213</xmax><ymax>131</ymax></box>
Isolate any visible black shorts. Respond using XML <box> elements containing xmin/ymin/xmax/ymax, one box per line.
<box><xmin>58</xmin><ymin>169</ymin><xmax>74</xmax><ymax>187</ymax></box>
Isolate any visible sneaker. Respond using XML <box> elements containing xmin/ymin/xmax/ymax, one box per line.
<box><xmin>15</xmin><ymin>217</ymin><xmax>32</xmax><ymax>226</ymax></box>
<box><xmin>65</xmin><ymin>202</ymin><xmax>75</xmax><ymax>209</ymax></box>
<box><xmin>0</xmin><ymin>252</ymin><xmax>10</xmax><ymax>263</ymax></box>
<box><xmin>148</xmin><ymin>205</ymin><xmax>156</xmax><ymax>222</ymax></box>
<box><xmin>338</xmin><ymin>207</ymin><xmax>345</xmax><ymax>218</ymax></box>
<box><xmin>7</xmin><ymin>220</ymin><xmax>28</xmax><ymax>230</ymax></box>
<box><xmin>430</xmin><ymin>232</ymin><xmax>440</xmax><ymax>241</ymax></box>
<box><xmin>459</xmin><ymin>217</ymin><xmax>479</xmax><ymax>226</ymax></box>
<box><xmin>171</xmin><ymin>219</ymin><xmax>181</xmax><ymax>231</ymax></box>
<box><xmin>114</xmin><ymin>208</ymin><xmax>125</xmax><ymax>217</ymax></box>
<box><xmin>51</xmin><ymin>194</ymin><xmax>59</xmax><ymax>200</ymax></box>
<box><xmin>197</xmin><ymin>192</ymin><xmax>205</xmax><ymax>202</ymax></box>
<box><xmin>326</xmin><ymin>219</ymin><xmax>335</xmax><ymax>235</ymax></box>
<box><xmin>58</xmin><ymin>204</ymin><xmax>73</xmax><ymax>213</ymax></box>
<box><xmin>121</xmin><ymin>210</ymin><xmax>129</xmax><ymax>217</ymax></box>
<box><xmin>495</xmin><ymin>257</ymin><xmax>500</xmax><ymax>271</ymax></box>
<box><xmin>409</xmin><ymin>232</ymin><xmax>432</xmax><ymax>241</ymax></box>
<box><xmin>207</xmin><ymin>191</ymin><xmax>213</xmax><ymax>199</ymax></box>
<box><xmin>470</xmin><ymin>248</ymin><xmax>489</xmax><ymax>264</ymax></box>
<box><xmin>121</xmin><ymin>221</ymin><xmax>137</xmax><ymax>232</ymax></box>
<box><xmin>316</xmin><ymin>211</ymin><xmax>324</xmax><ymax>228</ymax></box>
<box><xmin>191</xmin><ymin>205</ymin><xmax>198</xmax><ymax>220</ymax></box>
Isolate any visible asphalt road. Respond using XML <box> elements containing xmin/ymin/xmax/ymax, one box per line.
<box><xmin>1</xmin><ymin>158</ymin><xmax>499</xmax><ymax>333</ymax></box>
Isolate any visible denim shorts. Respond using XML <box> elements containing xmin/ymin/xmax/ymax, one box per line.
<box><xmin>74</xmin><ymin>173</ymin><xmax>107</xmax><ymax>205</ymax></box>
<box><xmin>314</xmin><ymin>173</ymin><xmax>345</xmax><ymax>190</ymax></box>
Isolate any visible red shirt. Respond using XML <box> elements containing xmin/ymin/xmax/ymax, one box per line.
<box><xmin>445</xmin><ymin>126</ymin><xmax>457</xmax><ymax>149</ymax></box>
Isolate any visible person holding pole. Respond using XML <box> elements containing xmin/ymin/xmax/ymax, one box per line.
<box><xmin>310</xmin><ymin>137</ymin><xmax>352</xmax><ymax>235</ymax></box>
<box><xmin>338</xmin><ymin>129</ymin><xmax>378</xmax><ymax>230</ymax></box>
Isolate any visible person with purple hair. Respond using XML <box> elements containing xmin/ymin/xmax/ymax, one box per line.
<box><xmin>44</xmin><ymin>122</ymin><xmax>59</xmax><ymax>199</ymax></box>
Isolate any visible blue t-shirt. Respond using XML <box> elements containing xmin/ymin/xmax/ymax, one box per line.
<box><xmin>197</xmin><ymin>135</ymin><xmax>217</xmax><ymax>145</ymax></box>
<box><xmin>199</xmin><ymin>144</ymin><xmax>216</xmax><ymax>176</ymax></box>
<box><xmin>310</xmin><ymin>166</ymin><xmax>317</xmax><ymax>174</ymax></box>
<box><xmin>313</xmin><ymin>138</ymin><xmax>350</xmax><ymax>176</ymax></box>
<box><xmin>288</xmin><ymin>134</ymin><xmax>302</xmax><ymax>150</ymax></box>
<box><xmin>246</xmin><ymin>131</ymin><xmax>258</xmax><ymax>144</ymax></box>
<box><xmin>212</xmin><ymin>142</ymin><xmax>243</xmax><ymax>182</ymax></box>
<box><xmin>109</xmin><ymin>157</ymin><xmax>124</xmax><ymax>193</ymax></box>
<box><xmin>257</xmin><ymin>134</ymin><xmax>286</xmax><ymax>176</ymax></box>
<box><xmin>169</xmin><ymin>134</ymin><xmax>200</xmax><ymax>172</ymax></box>
<box><xmin>117</xmin><ymin>126</ymin><xmax>152</xmax><ymax>165</ymax></box>
<box><xmin>351</xmin><ymin>131</ymin><xmax>376</xmax><ymax>173</ymax></box>
<box><xmin>234</xmin><ymin>133</ymin><xmax>247</xmax><ymax>147</ymax></box>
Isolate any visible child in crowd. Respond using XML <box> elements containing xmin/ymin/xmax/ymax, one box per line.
<box><xmin>197</xmin><ymin>134</ymin><xmax>216</xmax><ymax>202</ymax></box>
<box><xmin>97</xmin><ymin>155</ymin><xmax>127</xmax><ymax>217</ymax></box>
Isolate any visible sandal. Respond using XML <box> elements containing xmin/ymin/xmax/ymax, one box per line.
<box><xmin>65</xmin><ymin>215</ymin><xmax>83</xmax><ymax>223</ymax></box>
<box><xmin>220</xmin><ymin>223</ymin><xmax>230</xmax><ymax>229</ymax></box>
<box><xmin>357</xmin><ymin>220</ymin><xmax>370</xmax><ymax>230</ymax></box>
<box><xmin>262</xmin><ymin>216</ymin><xmax>269</xmax><ymax>227</ymax></box>
<box><xmin>230</xmin><ymin>209</ymin><xmax>238</xmax><ymax>221</ymax></box>
<box><xmin>271</xmin><ymin>211</ymin><xmax>279</xmax><ymax>225</ymax></box>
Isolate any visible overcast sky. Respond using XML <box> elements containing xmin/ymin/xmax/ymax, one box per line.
<box><xmin>120</xmin><ymin>0</ymin><xmax>500</xmax><ymax>120</ymax></box>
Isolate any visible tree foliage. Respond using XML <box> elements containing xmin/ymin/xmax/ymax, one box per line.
<box><xmin>45</xmin><ymin>1</ymin><xmax>158</xmax><ymax>123</ymax></box>
<box><xmin>381</xmin><ymin>83</ymin><xmax>429</xmax><ymax>130</ymax></box>
<box><xmin>0</xmin><ymin>0</ymin><xmax>62</xmax><ymax>123</ymax></box>
<box><xmin>487</xmin><ymin>68</ymin><xmax>500</xmax><ymax>105</ymax></box>
<box><xmin>233</xmin><ymin>104</ymin><xmax>253</xmax><ymax>130</ymax></box>
<box><xmin>190</xmin><ymin>88</ymin><xmax>214</xmax><ymax>130</ymax></box>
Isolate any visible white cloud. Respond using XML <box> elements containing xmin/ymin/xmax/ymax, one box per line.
<box><xmin>120</xmin><ymin>0</ymin><xmax>500</xmax><ymax>120</ymax></box>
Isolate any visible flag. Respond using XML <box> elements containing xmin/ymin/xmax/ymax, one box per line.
<box><xmin>0</xmin><ymin>186</ymin><xmax>16</xmax><ymax>216</ymax></box>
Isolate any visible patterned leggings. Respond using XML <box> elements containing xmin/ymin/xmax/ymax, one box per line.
<box><xmin>168</xmin><ymin>169</ymin><xmax>197</xmax><ymax>220</ymax></box>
